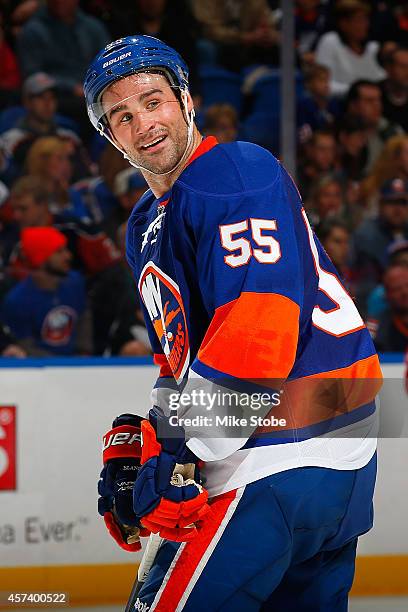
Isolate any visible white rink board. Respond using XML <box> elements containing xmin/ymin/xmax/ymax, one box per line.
<box><xmin>0</xmin><ymin>361</ymin><xmax>406</xmax><ymax>568</ymax></box>
<box><xmin>0</xmin><ymin>364</ymin><xmax>156</xmax><ymax>568</ymax></box>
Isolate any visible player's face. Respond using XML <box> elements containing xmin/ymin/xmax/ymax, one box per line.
<box><xmin>102</xmin><ymin>74</ymin><xmax>190</xmax><ymax>174</ymax></box>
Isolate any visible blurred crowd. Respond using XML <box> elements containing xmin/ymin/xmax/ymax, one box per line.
<box><xmin>0</xmin><ymin>0</ymin><xmax>407</xmax><ymax>358</ymax></box>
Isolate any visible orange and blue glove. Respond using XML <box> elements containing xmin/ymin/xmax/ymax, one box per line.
<box><xmin>98</xmin><ymin>414</ymin><xmax>150</xmax><ymax>551</ymax></box>
<box><xmin>133</xmin><ymin>407</ymin><xmax>210</xmax><ymax>542</ymax></box>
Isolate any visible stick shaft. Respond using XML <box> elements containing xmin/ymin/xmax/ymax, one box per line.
<box><xmin>125</xmin><ymin>534</ymin><xmax>163</xmax><ymax>612</ymax></box>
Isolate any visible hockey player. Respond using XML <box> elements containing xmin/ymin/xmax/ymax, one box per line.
<box><xmin>85</xmin><ymin>36</ymin><xmax>382</xmax><ymax>611</ymax></box>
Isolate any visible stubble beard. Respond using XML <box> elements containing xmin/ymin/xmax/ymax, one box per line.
<box><xmin>126</xmin><ymin>126</ymin><xmax>188</xmax><ymax>175</ymax></box>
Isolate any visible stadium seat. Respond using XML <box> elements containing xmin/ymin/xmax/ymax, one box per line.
<box><xmin>199</xmin><ymin>65</ymin><xmax>243</xmax><ymax>113</ymax></box>
<box><xmin>251</xmin><ymin>70</ymin><xmax>304</xmax><ymax>116</ymax></box>
<box><xmin>0</xmin><ymin>106</ymin><xmax>25</xmax><ymax>133</ymax></box>
<box><xmin>240</xmin><ymin>112</ymin><xmax>280</xmax><ymax>155</ymax></box>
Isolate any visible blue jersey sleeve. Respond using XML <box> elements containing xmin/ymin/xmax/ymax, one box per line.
<box><xmin>177</xmin><ymin>160</ymin><xmax>303</xmax><ymax>383</ymax></box>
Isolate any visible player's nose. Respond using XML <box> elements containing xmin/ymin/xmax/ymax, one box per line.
<box><xmin>133</xmin><ymin>111</ymin><xmax>156</xmax><ymax>139</ymax></box>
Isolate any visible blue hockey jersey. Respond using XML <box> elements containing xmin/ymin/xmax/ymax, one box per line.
<box><xmin>126</xmin><ymin>137</ymin><xmax>382</xmax><ymax>495</ymax></box>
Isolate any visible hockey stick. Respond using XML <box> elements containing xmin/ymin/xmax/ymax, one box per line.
<box><xmin>125</xmin><ymin>532</ymin><xmax>163</xmax><ymax>612</ymax></box>
<box><xmin>124</xmin><ymin>471</ymin><xmax>197</xmax><ymax>611</ymax></box>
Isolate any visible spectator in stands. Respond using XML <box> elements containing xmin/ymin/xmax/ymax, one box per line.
<box><xmin>91</xmin><ymin>0</ymin><xmax>201</xmax><ymax>101</ymax></box>
<box><xmin>316</xmin><ymin>217</ymin><xmax>352</xmax><ymax>282</ymax></box>
<box><xmin>0</xmin><ymin>179</ymin><xmax>11</xmax><ymax>233</ymax></box>
<box><xmin>1</xmin><ymin>226</ymin><xmax>92</xmax><ymax>356</ymax></box>
<box><xmin>315</xmin><ymin>0</ymin><xmax>385</xmax><ymax>96</ymax></box>
<box><xmin>24</xmin><ymin>136</ymin><xmax>90</xmax><ymax>222</ymax></box>
<box><xmin>368</xmin><ymin>1</ymin><xmax>408</xmax><ymax>47</ymax></box>
<box><xmin>380</xmin><ymin>46</ymin><xmax>408</xmax><ymax>132</ymax></box>
<box><xmin>7</xmin><ymin>175</ymin><xmax>121</xmax><ymax>278</ymax></box>
<box><xmin>372</xmin><ymin>263</ymin><xmax>408</xmax><ymax>352</ymax></box>
<box><xmin>360</xmin><ymin>134</ymin><xmax>408</xmax><ymax>214</ymax></box>
<box><xmin>366</xmin><ymin>240</ymin><xmax>408</xmax><ymax>324</ymax></box>
<box><xmin>72</xmin><ymin>142</ymin><xmax>130</xmax><ymax>225</ymax></box>
<box><xmin>0</xmin><ymin>73</ymin><xmax>91</xmax><ymax>185</ymax></box>
<box><xmin>351</xmin><ymin>177</ymin><xmax>408</xmax><ymax>317</ymax></box>
<box><xmin>192</xmin><ymin>0</ymin><xmax>280</xmax><ymax>72</ymax></box>
<box><xmin>16</xmin><ymin>0</ymin><xmax>109</xmax><ymax>139</ymax></box>
<box><xmin>393</xmin><ymin>2</ymin><xmax>408</xmax><ymax>47</ymax></box>
<box><xmin>306</xmin><ymin>175</ymin><xmax>344</xmax><ymax>227</ymax></box>
<box><xmin>202</xmin><ymin>104</ymin><xmax>238</xmax><ymax>144</ymax></box>
<box><xmin>7</xmin><ymin>174</ymin><xmax>133</xmax><ymax>354</ymax></box>
<box><xmin>346</xmin><ymin>80</ymin><xmax>403</xmax><ymax>174</ymax></box>
<box><xmin>105</xmin><ymin>293</ymin><xmax>152</xmax><ymax>356</ymax></box>
<box><xmin>103</xmin><ymin>220</ymin><xmax>151</xmax><ymax>357</ymax></box>
<box><xmin>102</xmin><ymin>167</ymin><xmax>147</xmax><ymax>245</ymax></box>
<box><xmin>298</xmin><ymin>129</ymin><xmax>337</xmax><ymax>200</ymax></box>
<box><xmin>7</xmin><ymin>1</ymin><xmax>41</xmax><ymax>39</ymax></box>
<box><xmin>9</xmin><ymin>176</ymin><xmax>52</xmax><ymax>231</ymax></box>
<box><xmin>0</xmin><ymin>322</ymin><xmax>26</xmax><ymax>357</ymax></box>
<box><xmin>0</xmin><ymin>7</ymin><xmax>21</xmax><ymax>108</ymax></box>
<box><xmin>297</xmin><ymin>64</ymin><xmax>340</xmax><ymax>143</ymax></box>
<box><xmin>295</xmin><ymin>0</ymin><xmax>330</xmax><ymax>65</ymax></box>
<box><xmin>336</xmin><ymin>114</ymin><xmax>369</xmax><ymax>183</ymax></box>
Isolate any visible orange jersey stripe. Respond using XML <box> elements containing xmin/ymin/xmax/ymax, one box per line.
<box><xmin>306</xmin><ymin>353</ymin><xmax>382</xmax><ymax>380</ymax></box>
<box><xmin>186</xmin><ymin>136</ymin><xmax>218</xmax><ymax>168</ymax></box>
<box><xmin>153</xmin><ymin>353</ymin><xmax>173</xmax><ymax>378</ymax></box>
<box><xmin>154</xmin><ymin>489</ymin><xmax>238</xmax><ymax>611</ymax></box>
<box><xmin>254</xmin><ymin>354</ymin><xmax>383</xmax><ymax>435</ymax></box>
<box><xmin>198</xmin><ymin>292</ymin><xmax>300</xmax><ymax>378</ymax></box>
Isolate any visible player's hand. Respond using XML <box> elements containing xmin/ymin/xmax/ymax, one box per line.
<box><xmin>133</xmin><ymin>407</ymin><xmax>210</xmax><ymax>542</ymax></box>
<box><xmin>98</xmin><ymin>414</ymin><xmax>149</xmax><ymax>552</ymax></box>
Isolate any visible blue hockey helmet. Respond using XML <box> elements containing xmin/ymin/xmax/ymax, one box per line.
<box><xmin>84</xmin><ymin>35</ymin><xmax>189</xmax><ymax>133</ymax></box>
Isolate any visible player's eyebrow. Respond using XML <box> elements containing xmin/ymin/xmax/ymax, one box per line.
<box><xmin>109</xmin><ymin>103</ymin><xmax>127</xmax><ymax>120</ymax></box>
<box><xmin>108</xmin><ymin>88</ymin><xmax>164</xmax><ymax>120</ymax></box>
<box><xmin>139</xmin><ymin>87</ymin><xmax>164</xmax><ymax>101</ymax></box>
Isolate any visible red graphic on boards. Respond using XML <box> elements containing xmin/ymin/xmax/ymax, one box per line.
<box><xmin>0</xmin><ymin>406</ymin><xmax>16</xmax><ymax>490</ymax></box>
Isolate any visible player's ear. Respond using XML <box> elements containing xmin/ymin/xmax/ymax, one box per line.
<box><xmin>185</xmin><ymin>91</ymin><xmax>194</xmax><ymax>114</ymax></box>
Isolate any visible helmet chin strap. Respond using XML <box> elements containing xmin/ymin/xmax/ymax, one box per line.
<box><xmin>102</xmin><ymin>89</ymin><xmax>196</xmax><ymax>177</ymax></box>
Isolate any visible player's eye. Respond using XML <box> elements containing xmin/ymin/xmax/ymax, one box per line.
<box><xmin>146</xmin><ymin>99</ymin><xmax>160</xmax><ymax>111</ymax></box>
<box><xmin>119</xmin><ymin>112</ymin><xmax>132</xmax><ymax>124</ymax></box>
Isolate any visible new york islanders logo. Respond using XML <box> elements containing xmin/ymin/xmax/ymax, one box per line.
<box><xmin>41</xmin><ymin>306</ymin><xmax>77</xmax><ymax>346</ymax></box>
<box><xmin>138</xmin><ymin>262</ymin><xmax>190</xmax><ymax>382</ymax></box>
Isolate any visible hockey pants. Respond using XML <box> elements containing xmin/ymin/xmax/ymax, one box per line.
<box><xmin>135</xmin><ymin>452</ymin><xmax>376</xmax><ymax>611</ymax></box>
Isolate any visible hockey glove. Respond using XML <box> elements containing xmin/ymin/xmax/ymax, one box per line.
<box><xmin>98</xmin><ymin>414</ymin><xmax>149</xmax><ymax>552</ymax></box>
<box><xmin>133</xmin><ymin>407</ymin><xmax>210</xmax><ymax>542</ymax></box>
